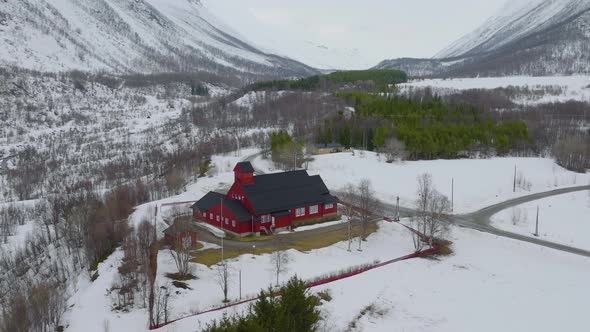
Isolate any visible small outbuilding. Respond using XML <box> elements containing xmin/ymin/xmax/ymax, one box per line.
<box><xmin>163</xmin><ymin>220</ymin><xmax>199</xmax><ymax>248</ymax></box>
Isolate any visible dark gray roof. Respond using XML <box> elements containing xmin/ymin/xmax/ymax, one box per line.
<box><xmin>236</xmin><ymin>161</ymin><xmax>254</xmax><ymax>173</ymax></box>
<box><xmin>192</xmin><ymin>192</ymin><xmax>224</xmax><ymax>211</ymax></box>
<box><xmin>191</xmin><ymin>192</ymin><xmax>253</xmax><ymax>222</ymax></box>
<box><xmin>222</xmin><ymin>198</ymin><xmax>253</xmax><ymax>222</ymax></box>
<box><xmin>163</xmin><ymin>221</ymin><xmax>199</xmax><ymax>235</ymax></box>
<box><xmin>242</xmin><ymin>170</ymin><xmax>338</xmax><ymax>214</ymax></box>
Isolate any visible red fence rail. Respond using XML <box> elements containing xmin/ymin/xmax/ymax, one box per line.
<box><xmin>149</xmin><ymin>219</ymin><xmax>440</xmax><ymax>330</ymax></box>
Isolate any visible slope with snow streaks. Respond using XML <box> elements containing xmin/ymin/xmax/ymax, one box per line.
<box><xmin>436</xmin><ymin>0</ymin><xmax>589</xmax><ymax>58</ymax></box>
<box><xmin>377</xmin><ymin>0</ymin><xmax>590</xmax><ymax>77</ymax></box>
<box><xmin>0</xmin><ymin>0</ymin><xmax>316</xmax><ymax>77</ymax></box>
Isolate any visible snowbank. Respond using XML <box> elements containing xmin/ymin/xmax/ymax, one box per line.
<box><xmin>492</xmin><ymin>190</ymin><xmax>590</xmax><ymax>250</ymax></box>
<box><xmin>306</xmin><ymin>151</ymin><xmax>589</xmax><ymax>214</ymax></box>
<box><xmin>399</xmin><ymin>76</ymin><xmax>590</xmax><ymax>105</ymax></box>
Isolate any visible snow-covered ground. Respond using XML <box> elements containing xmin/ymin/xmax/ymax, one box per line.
<box><xmin>62</xmin><ymin>149</ymin><xmax>590</xmax><ymax>331</ymax></box>
<box><xmin>304</xmin><ymin>151</ymin><xmax>589</xmax><ymax>214</ymax></box>
<box><xmin>491</xmin><ymin>191</ymin><xmax>590</xmax><ymax>251</ymax></box>
<box><xmin>158</xmin><ymin>224</ymin><xmax>590</xmax><ymax>332</ymax></box>
<box><xmin>399</xmin><ymin>76</ymin><xmax>590</xmax><ymax>105</ymax></box>
<box><xmin>64</xmin><ymin>219</ymin><xmax>415</xmax><ymax>332</ymax></box>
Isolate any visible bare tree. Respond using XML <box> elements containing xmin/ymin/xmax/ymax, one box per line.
<box><xmin>357</xmin><ymin>179</ymin><xmax>381</xmax><ymax>250</ymax></box>
<box><xmin>340</xmin><ymin>184</ymin><xmax>359</xmax><ymax>252</ymax></box>
<box><xmin>270</xmin><ymin>249</ymin><xmax>290</xmax><ymax>286</ymax></box>
<box><xmin>49</xmin><ymin>195</ymin><xmax>65</xmax><ymax>240</ymax></box>
<box><xmin>410</xmin><ymin>218</ymin><xmax>424</xmax><ymax>252</ymax></box>
<box><xmin>414</xmin><ymin>174</ymin><xmax>451</xmax><ymax>247</ymax></box>
<box><xmin>382</xmin><ymin>137</ymin><xmax>406</xmax><ymax>163</ymax></box>
<box><xmin>169</xmin><ymin>234</ymin><xmax>193</xmax><ymax>278</ymax></box>
<box><xmin>216</xmin><ymin>261</ymin><xmax>230</xmax><ymax>303</ymax></box>
<box><xmin>152</xmin><ymin>284</ymin><xmax>171</xmax><ymax>326</ymax></box>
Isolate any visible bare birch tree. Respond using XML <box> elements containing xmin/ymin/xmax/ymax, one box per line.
<box><xmin>169</xmin><ymin>234</ymin><xmax>193</xmax><ymax>278</ymax></box>
<box><xmin>216</xmin><ymin>261</ymin><xmax>230</xmax><ymax>303</ymax></box>
<box><xmin>270</xmin><ymin>249</ymin><xmax>290</xmax><ymax>286</ymax></box>
<box><xmin>357</xmin><ymin>179</ymin><xmax>381</xmax><ymax>251</ymax></box>
<box><xmin>340</xmin><ymin>184</ymin><xmax>359</xmax><ymax>252</ymax></box>
<box><xmin>382</xmin><ymin>137</ymin><xmax>406</xmax><ymax>162</ymax></box>
<box><xmin>414</xmin><ymin>173</ymin><xmax>451</xmax><ymax>247</ymax></box>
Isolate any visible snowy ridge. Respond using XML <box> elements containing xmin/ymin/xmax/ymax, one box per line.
<box><xmin>0</xmin><ymin>0</ymin><xmax>316</xmax><ymax>77</ymax></box>
<box><xmin>377</xmin><ymin>0</ymin><xmax>590</xmax><ymax>76</ymax></box>
<box><xmin>436</xmin><ymin>0</ymin><xmax>590</xmax><ymax>58</ymax></box>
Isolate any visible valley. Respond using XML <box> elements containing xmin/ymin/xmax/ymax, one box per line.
<box><xmin>1</xmin><ymin>1</ymin><xmax>589</xmax><ymax>331</ymax></box>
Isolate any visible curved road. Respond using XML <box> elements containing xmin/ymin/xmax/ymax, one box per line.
<box><xmin>203</xmin><ymin>150</ymin><xmax>590</xmax><ymax>257</ymax></box>
<box><xmin>381</xmin><ymin>185</ymin><xmax>590</xmax><ymax>258</ymax></box>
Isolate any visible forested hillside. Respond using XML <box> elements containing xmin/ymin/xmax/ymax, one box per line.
<box><xmin>251</xmin><ymin>69</ymin><xmax>408</xmax><ymax>92</ymax></box>
<box><xmin>317</xmin><ymin>93</ymin><xmax>529</xmax><ymax>159</ymax></box>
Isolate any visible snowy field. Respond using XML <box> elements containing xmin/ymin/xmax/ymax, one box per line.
<box><xmin>155</xmin><ymin>224</ymin><xmax>590</xmax><ymax>332</ymax></box>
<box><xmin>303</xmin><ymin>151</ymin><xmax>589</xmax><ymax>214</ymax></box>
<box><xmin>64</xmin><ymin>220</ymin><xmax>415</xmax><ymax>332</ymax></box>
<box><xmin>492</xmin><ymin>191</ymin><xmax>590</xmax><ymax>251</ymax></box>
<box><xmin>61</xmin><ymin>149</ymin><xmax>590</xmax><ymax>331</ymax></box>
<box><xmin>399</xmin><ymin>76</ymin><xmax>590</xmax><ymax>105</ymax></box>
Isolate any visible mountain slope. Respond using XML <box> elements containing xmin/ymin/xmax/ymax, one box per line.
<box><xmin>376</xmin><ymin>0</ymin><xmax>590</xmax><ymax>77</ymax></box>
<box><xmin>0</xmin><ymin>0</ymin><xmax>316</xmax><ymax>78</ymax></box>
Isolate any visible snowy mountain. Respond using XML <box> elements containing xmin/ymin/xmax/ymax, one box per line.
<box><xmin>376</xmin><ymin>0</ymin><xmax>590</xmax><ymax>77</ymax></box>
<box><xmin>0</xmin><ymin>0</ymin><xmax>316</xmax><ymax>78</ymax></box>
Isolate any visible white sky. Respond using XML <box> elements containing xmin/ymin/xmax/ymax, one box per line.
<box><xmin>203</xmin><ymin>0</ymin><xmax>508</xmax><ymax>69</ymax></box>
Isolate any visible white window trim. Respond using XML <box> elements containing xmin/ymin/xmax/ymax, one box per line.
<box><xmin>295</xmin><ymin>207</ymin><xmax>305</xmax><ymax>217</ymax></box>
<box><xmin>209</xmin><ymin>213</ymin><xmax>213</xmax><ymax>220</ymax></box>
<box><xmin>325</xmin><ymin>203</ymin><xmax>334</xmax><ymax>209</ymax></box>
<box><xmin>309</xmin><ymin>205</ymin><xmax>318</xmax><ymax>215</ymax></box>
<box><xmin>232</xmin><ymin>220</ymin><xmax>236</xmax><ymax>227</ymax></box>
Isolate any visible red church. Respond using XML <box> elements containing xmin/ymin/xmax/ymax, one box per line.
<box><xmin>191</xmin><ymin>162</ymin><xmax>339</xmax><ymax>236</ymax></box>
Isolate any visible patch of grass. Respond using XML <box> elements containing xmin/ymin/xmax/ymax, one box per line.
<box><xmin>346</xmin><ymin>303</ymin><xmax>389</xmax><ymax>331</ymax></box>
<box><xmin>433</xmin><ymin>239</ymin><xmax>454</xmax><ymax>257</ymax></box>
<box><xmin>192</xmin><ymin>222</ymin><xmax>379</xmax><ymax>266</ymax></box>
<box><xmin>289</xmin><ymin>222</ymin><xmax>378</xmax><ymax>252</ymax></box>
<box><xmin>226</xmin><ymin>234</ymin><xmax>276</xmax><ymax>242</ymax></box>
<box><xmin>193</xmin><ymin>246</ymin><xmax>276</xmax><ymax>266</ymax></box>
<box><xmin>89</xmin><ymin>246</ymin><xmax>116</xmax><ymax>272</ymax></box>
<box><xmin>172</xmin><ymin>281</ymin><xmax>192</xmax><ymax>290</ymax></box>
<box><xmin>166</xmin><ymin>272</ymin><xmax>195</xmax><ymax>281</ymax></box>
<box><xmin>90</xmin><ymin>271</ymin><xmax>99</xmax><ymax>282</ymax></box>
<box><xmin>316</xmin><ymin>290</ymin><xmax>332</xmax><ymax>302</ymax></box>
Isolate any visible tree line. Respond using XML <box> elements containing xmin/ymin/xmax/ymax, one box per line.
<box><xmin>251</xmin><ymin>69</ymin><xmax>408</xmax><ymax>92</ymax></box>
<box><xmin>317</xmin><ymin>92</ymin><xmax>529</xmax><ymax>160</ymax></box>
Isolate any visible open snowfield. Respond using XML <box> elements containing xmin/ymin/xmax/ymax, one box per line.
<box><xmin>64</xmin><ymin>220</ymin><xmax>416</xmax><ymax>332</ymax></box>
<box><xmin>399</xmin><ymin>76</ymin><xmax>590</xmax><ymax>105</ymax></box>
<box><xmin>303</xmin><ymin>151</ymin><xmax>589</xmax><ymax>214</ymax></box>
<box><xmin>154</xmin><ymin>224</ymin><xmax>590</xmax><ymax>332</ymax></box>
<box><xmin>492</xmin><ymin>191</ymin><xmax>590</xmax><ymax>251</ymax></box>
<box><xmin>61</xmin><ymin>149</ymin><xmax>590</xmax><ymax>331</ymax></box>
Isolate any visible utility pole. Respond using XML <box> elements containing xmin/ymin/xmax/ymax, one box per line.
<box><xmin>535</xmin><ymin>206</ymin><xmax>540</xmax><ymax>235</ymax></box>
<box><xmin>221</xmin><ymin>198</ymin><xmax>224</xmax><ymax>262</ymax></box>
<box><xmin>451</xmin><ymin>178</ymin><xmax>455</xmax><ymax>212</ymax></box>
<box><xmin>153</xmin><ymin>205</ymin><xmax>158</xmax><ymax>243</ymax></box>
<box><xmin>395</xmin><ymin>196</ymin><xmax>400</xmax><ymax>221</ymax></box>
<box><xmin>513</xmin><ymin>165</ymin><xmax>517</xmax><ymax>193</ymax></box>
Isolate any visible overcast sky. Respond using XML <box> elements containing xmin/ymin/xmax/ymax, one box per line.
<box><xmin>203</xmin><ymin>0</ymin><xmax>509</xmax><ymax>69</ymax></box>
